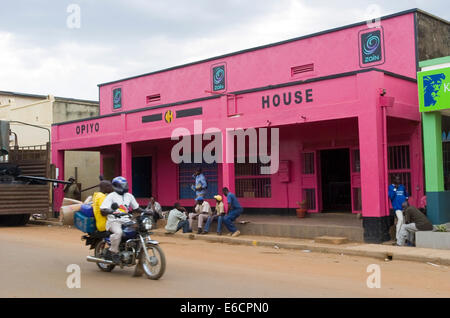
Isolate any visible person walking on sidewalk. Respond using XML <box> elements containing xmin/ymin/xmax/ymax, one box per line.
<box><xmin>222</xmin><ymin>187</ymin><xmax>243</xmax><ymax>237</ymax></box>
<box><xmin>396</xmin><ymin>201</ymin><xmax>433</xmax><ymax>246</ymax></box>
<box><xmin>388</xmin><ymin>175</ymin><xmax>409</xmax><ymax>242</ymax></box>
<box><xmin>202</xmin><ymin>195</ymin><xmax>225</xmax><ymax>235</ymax></box>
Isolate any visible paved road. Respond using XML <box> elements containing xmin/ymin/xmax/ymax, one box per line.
<box><xmin>0</xmin><ymin>224</ymin><xmax>449</xmax><ymax>298</ymax></box>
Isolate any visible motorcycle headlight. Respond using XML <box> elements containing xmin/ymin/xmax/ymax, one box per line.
<box><xmin>142</xmin><ymin>217</ymin><xmax>153</xmax><ymax>230</ymax></box>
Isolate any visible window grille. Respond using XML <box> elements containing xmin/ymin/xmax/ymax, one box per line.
<box><xmin>178</xmin><ymin>162</ymin><xmax>218</xmax><ymax>199</ymax></box>
<box><xmin>235</xmin><ymin>160</ymin><xmax>271</xmax><ymax>198</ymax></box>
<box><xmin>388</xmin><ymin>145</ymin><xmax>411</xmax><ymax>193</ymax></box>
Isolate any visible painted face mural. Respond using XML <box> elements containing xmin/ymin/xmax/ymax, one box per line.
<box><xmin>423</xmin><ymin>73</ymin><xmax>446</xmax><ymax>107</ymax></box>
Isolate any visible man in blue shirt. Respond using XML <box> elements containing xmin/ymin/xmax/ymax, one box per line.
<box><xmin>388</xmin><ymin>175</ymin><xmax>409</xmax><ymax>243</ymax></box>
<box><xmin>192</xmin><ymin>168</ymin><xmax>207</xmax><ymax>199</ymax></box>
<box><xmin>222</xmin><ymin>187</ymin><xmax>243</xmax><ymax>237</ymax></box>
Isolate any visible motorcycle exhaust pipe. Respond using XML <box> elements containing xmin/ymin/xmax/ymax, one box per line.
<box><xmin>86</xmin><ymin>256</ymin><xmax>114</xmax><ymax>265</ymax></box>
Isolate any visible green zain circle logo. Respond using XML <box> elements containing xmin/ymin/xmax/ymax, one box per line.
<box><xmin>113</xmin><ymin>88</ymin><xmax>122</xmax><ymax>109</ymax></box>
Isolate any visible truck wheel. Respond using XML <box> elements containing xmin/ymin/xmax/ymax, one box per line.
<box><xmin>0</xmin><ymin>214</ymin><xmax>31</xmax><ymax>226</ymax></box>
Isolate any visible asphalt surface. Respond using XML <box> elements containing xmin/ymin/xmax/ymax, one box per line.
<box><xmin>0</xmin><ymin>224</ymin><xmax>449</xmax><ymax>298</ymax></box>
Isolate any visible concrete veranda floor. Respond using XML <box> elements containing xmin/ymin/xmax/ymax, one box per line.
<box><xmin>200</xmin><ymin>212</ymin><xmax>365</xmax><ymax>242</ymax></box>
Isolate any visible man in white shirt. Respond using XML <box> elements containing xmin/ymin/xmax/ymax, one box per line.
<box><xmin>100</xmin><ymin>176</ymin><xmax>141</xmax><ymax>264</ymax></box>
<box><xmin>188</xmin><ymin>197</ymin><xmax>212</xmax><ymax>234</ymax></box>
<box><xmin>165</xmin><ymin>203</ymin><xmax>189</xmax><ymax>234</ymax></box>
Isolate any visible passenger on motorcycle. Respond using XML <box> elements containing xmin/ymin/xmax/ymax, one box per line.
<box><xmin>100</xmin><ymin>176</ymin><xmax>142</xmax><ymax>264</ymax></box>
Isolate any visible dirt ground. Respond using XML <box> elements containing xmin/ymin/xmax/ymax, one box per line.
<box><xmin>0</xmin><ymin>224</ymin><xmax>449</xmax><ymax>298</ymax></box>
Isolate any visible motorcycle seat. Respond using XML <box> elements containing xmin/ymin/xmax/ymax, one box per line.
<box><xmin>89</xmin><ymin>230</ymin><xmax>111</xmax><ymax>239</ymax></box>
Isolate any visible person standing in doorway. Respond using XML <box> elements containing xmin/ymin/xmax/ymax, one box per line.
<box><xmin>388</xmin><ymin>175</ymin><xmax>409</xmax><ymax>243</ymax></box>
<box><xmin>192</xmin><ymin>168</ymin><xmax>207</xmax><ymax>199</ymax></box>
<box><xmin>222</xmin><ymin>187</ymin><xmax>243</xmax><ymax>237</ymax></box>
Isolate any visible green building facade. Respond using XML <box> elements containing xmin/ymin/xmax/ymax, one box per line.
<box><xmin>418</xmin><ymin>56</ymin><xmax>450</xmax><ymax>224</ymax></box>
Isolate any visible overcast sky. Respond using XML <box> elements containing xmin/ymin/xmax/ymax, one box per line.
<box><xmin>0</xmin><ymin>0</ymin><xmax>448</xmax><ymax>101</ymax></box>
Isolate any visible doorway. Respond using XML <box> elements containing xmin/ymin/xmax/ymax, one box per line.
<box><xmin>132</xmin><ymin>156</ymin><xmax>152</xmax><ymax>198</ymax></box>
<box><xmin>102</xmin><ymin>156</ymin><xmax>116</xmax><ymax>182</ymax></box>
<box><xmin>320</xmin><ymin>149</ymin><xmax>351</xmax><ymax>212</ymax></box>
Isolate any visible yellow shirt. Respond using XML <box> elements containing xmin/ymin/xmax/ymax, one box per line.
<box><xmin>92</xmin><ymin>192</ymin><xmax>107</xmax><ymax>232</ymax></box>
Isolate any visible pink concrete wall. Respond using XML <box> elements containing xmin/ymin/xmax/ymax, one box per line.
<box><xmin>52</xmin><ymin>70</ymin><xmax>422</xmax><ymax>217</ymax></box>
<box><xmin>98</xmin><ymin>14</ymin><xmax>416</xmax><ymax>116</ymax></box>
<box><xmin>51</xmin><ymin>12</ymin><xmax>423</xmax><ymax>217</ymax></box>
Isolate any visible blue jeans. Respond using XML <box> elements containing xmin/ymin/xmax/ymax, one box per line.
<box><xmin>203</xmin><ymin>215</ymin><xmax>224</xmax><ymax>233</ymax></box>
<box><xmin>176</xmin><ymin>219</ymin><xmax>190</xmax><ymax>233</ymax></box>
<box><xmin>223</xmin><ymin>208</ymin><xmax>243</xmax><ymax>233</ymax></box>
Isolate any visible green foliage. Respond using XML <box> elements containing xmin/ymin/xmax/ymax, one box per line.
<box><xmin>435</xmin><ymin>224</ymin><xmax>448</xmax><ymax>232</ymax></box>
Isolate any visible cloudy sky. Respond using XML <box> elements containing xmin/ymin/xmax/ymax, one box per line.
<box><xmin>0</xmin><ymin>0</ymin><xmax>448</xmax><ymax>101</ymax></box>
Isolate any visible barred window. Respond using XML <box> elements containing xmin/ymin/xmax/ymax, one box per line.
<box><xmin>388</xmin><ymin>145</ymin><xmax>411</xmax><ymax>193</ymax></box>
<box><xmin>302</xmin><ymin>152</ymin><xmax>315</xmax><ymax>174</ymax></box>
<box><xmin>235</xmin><ymin>160</ymin><xmax>271</xmax><ymax>198</ymax></box>
<box><xmin>302</xmin><ymin>189</ymin><xmax>316</xmax><ymax>210</ymax></box>
<box><xmin>178</xmin><ymin>162</ymin><xmax>218</xmax><ymax>200</ymax></box>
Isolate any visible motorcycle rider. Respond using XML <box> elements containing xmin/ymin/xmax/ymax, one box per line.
<box><xmin>100</xmin><ymin>176</ymin><xmax>142</xmax><ymax>264</ymax></box>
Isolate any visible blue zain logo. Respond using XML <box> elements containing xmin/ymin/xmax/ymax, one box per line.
<box><xmin>113</xmin><ymin>88</ymin><xmax>122</xmax><ymax>109</ymax></box>
<box><xmin>363</xmin><ymin>34</ymin><xmax>380</xmax><ymax>55</ymax></box>
<box><xmin>212</xmin><ymin>65</ymin><xmax>225</xmax><ymax>91</ymax></box>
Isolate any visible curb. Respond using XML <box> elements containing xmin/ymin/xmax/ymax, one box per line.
<box><xmin>151</xmin><ymin>229</ymin><xmax>450</xmax><ymax>266</ymax></box>
<box><xmin>28</xmin><ymin>219</ymin><xmax>64</xmax><ymax>226</ymax></box>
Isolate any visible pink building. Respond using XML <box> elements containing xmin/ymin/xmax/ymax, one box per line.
<box><xmin>52</xmin><ymin>9</ymin><xmax>449</xmax><ymax>242</ymax></box>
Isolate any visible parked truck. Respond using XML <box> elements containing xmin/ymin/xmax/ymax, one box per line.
<box><xmin>0</xmin><ymin>120</ymin><xmax>70</xmax><ymax>226</ymax></box>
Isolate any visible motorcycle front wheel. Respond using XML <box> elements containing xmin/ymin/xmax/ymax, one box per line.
<box><xmin>94</xmin><ymin>240</ymin><xmax>116</xmax><ymax>272</ymax></box>
<box><xmin>139</xmin><ymin>244</ymin><xmax>166</xmax><ymax>280</ymax></box>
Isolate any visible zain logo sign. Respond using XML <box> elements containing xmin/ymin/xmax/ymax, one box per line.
<box><xmin>212</xmin><ymin>64</ymin><xmax>226</xmax><ymax>92</ymax></box>
<box><xmin>359</xmin><ymin>28</ymin><xmax>385</xmax><ymax>67</ymax></box>
<box><xmin>113</xmin><ymin>88</ymin><xmax>122</xmax><ymax>110</ymax></box>
<box><xmin>363</xmin><ymin>33</ymin><xmax>380</xmax><ymax>56</ymax></box>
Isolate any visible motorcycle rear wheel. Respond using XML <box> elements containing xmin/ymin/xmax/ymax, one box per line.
<box><xmin>94</xmin><ymin>241</ymin><xmax>116</xmax><ymax>272</ymax></box>
<box><xmin>140</xmin><ymin>244</ymin><xmax>166</xmax><ymax>280</ymax></box>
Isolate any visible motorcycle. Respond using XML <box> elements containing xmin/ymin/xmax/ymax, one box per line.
<box><xmin>82</xmin><ymin>207</ymin><xmax>166</xmax><ymax>280</ymax></box>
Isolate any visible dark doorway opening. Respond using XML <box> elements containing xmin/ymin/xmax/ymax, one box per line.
<box><xmin>102</xmin><ymin>157</ymin><xmax>116</xmax><ymax>182</ymax></box>
<box><xmin>132</xmin><ymin>156</ymin><xmax>152</xmax><ymax>198</ymax></box>
<box><xmin>320</xmin><ymin>149</ymin><xmax>351</xmax><ymax>212</ymax></box>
